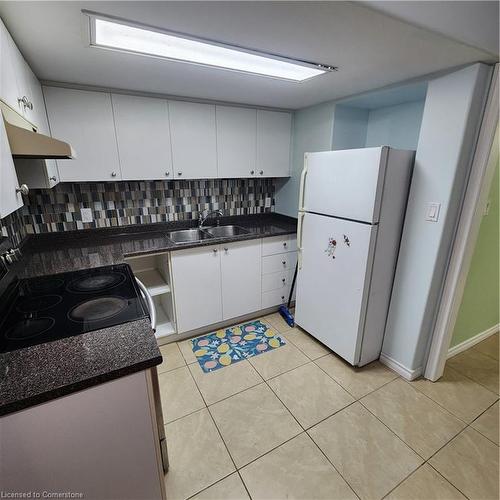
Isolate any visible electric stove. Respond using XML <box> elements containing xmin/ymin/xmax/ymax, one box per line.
<box><xmin>0</xmin><ymin>263</ymin><xmax>148</xmax><ymax>353</ymax></box>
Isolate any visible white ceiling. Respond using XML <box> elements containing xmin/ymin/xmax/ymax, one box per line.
<box><xmin>0</xmin><ymin>1</ymin><xmax>496</xmax><ymax>110</ymax></box>
<box><xmin>364</xmin><ymin>1</ymin><xmax>499</xmax><ymax>56</ymax></box>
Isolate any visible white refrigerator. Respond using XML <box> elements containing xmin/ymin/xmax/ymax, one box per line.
<box><xmin>295</xmin><ymin>146</ymin><xmax>414</xmax><ymax>366</ymax></box>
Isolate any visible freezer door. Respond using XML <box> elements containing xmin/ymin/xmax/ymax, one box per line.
<box><xmin>295</xmin><ymin>212</ymin><xmax>377</xmax><ymax>365</ymax></box>
<box><xmin>301</xmin><ymin>147</ymin><xmax>388</xmax><ymax>223</ymax></box>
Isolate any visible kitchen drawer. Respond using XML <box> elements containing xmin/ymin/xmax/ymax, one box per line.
<box><xmin>262</xmin><ymin>270</ymin><xmax>293</xmax><ymax>292</ymax></box>
<box><xmin>262</xmin><ymin>287</ymin><xmax>290</xmax><ymax>309</ymax></box>
<box><xmin>262</xmin><ymin>251</ymin><xmax>297</xmax><ymax>275</ymax></box>
<box><xmin>262</xmin><ymin>235</ymin><xmax>297</xmax><ymax>256</ymax></box>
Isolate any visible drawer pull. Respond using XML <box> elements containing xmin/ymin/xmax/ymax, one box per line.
<box><xmin>283</xmin><ymin>242</ymin><xmax>287</xmax><ymax>247</ymax></box>
<box><xmin>213</xmin><ymin>248</ymin><xmax>218</xmax><ymax>254</ymax></box>
<box><xmin>282</xmin><ymin>261</ymin><xmax>286</xmax><ymax>265</ymax></box>
<box><xmin>282</xmin><ymin>278</ymin><xmax>286</xmax><ymax>283</ymax></box>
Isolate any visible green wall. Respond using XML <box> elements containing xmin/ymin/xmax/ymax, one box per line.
<box><xmin>451</xmin><ymin>161</ymin><xmax>499</xmax><ymax>347</ymax></box>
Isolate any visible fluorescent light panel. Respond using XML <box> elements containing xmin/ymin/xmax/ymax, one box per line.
<box><xmin>90</xmin><ymin>16</ymin><xmax>329</xmax><ymax>82</ymax></box>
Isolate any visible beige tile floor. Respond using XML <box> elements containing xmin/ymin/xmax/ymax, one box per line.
<box><xmin>160</xmin><ymin>317</ymin><xmax>499</xmax><ymax>500</ymax></box>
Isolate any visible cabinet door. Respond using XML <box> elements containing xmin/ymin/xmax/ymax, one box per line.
<box><xmin>169</xmin><ymin>101</ymin><xmax>217</xmax><ymax>179</ymax></box>
<box><xmin>112</xmin><ymin>94</ymin><xmax>173</xmax><ymax>180</ymax></box>
<box><xmin>15</xmin><ymin>74</ymin><xmax>61</xmax><ymax>189</ymax></box>
<box><xmin>256</xmin><ymin>110</ymin><xmax>292</xmax><ymax>177</ymax></box>
<box><xmin>216</xmin><ymin>106</ymin><xmax>256</xmax><ymax>178</ymax></box>
<box><xmin>0</xmin><ymin>20</ymin><xmax>21</xmax><ymax>113</ymax></box>
<box><xmin>171</xmin><ymin>245</ymin><xmax>222</xmax><ymax>333</ymax></box>
<box><xmin>43</xmin><ymin>87</ymin><xmax>121</xmax><ymax>182</ymax></box>
<box><xmin>0</xmin><ymin>117</ymin><xmax>23</xmax><ymax>218</ymax></box>
<box><xmin>220</xmin><ymin>240</ymin><xmax>261</xmax><ymax>320</ymax></box>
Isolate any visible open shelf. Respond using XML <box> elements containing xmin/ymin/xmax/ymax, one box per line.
<box><xmin>125</xmin><ymin>252</ymin><xmax>177</xmax><ymax>339</ymax></box>
<box><xmin>154</xmin><ymin>296</ymin><xmax>176</xmax><ymax>339</ymax></box>
<box><xmin>135</xmin><ymin>268</ymin><xmax>171</xmax><ymax>296</ymax></box>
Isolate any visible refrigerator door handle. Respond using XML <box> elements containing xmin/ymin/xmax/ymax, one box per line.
<box><xmin>297</xmin><ymin>211</ymin><xmax>305</xmax><ymax>270</ymax></box>
<box><xmin>298</xmin><ymin>155</ymin><xmax>309</xmax><ymax>211</ymax></box>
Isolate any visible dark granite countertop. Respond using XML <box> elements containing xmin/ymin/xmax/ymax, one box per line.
<box><xmin>0</xmin><ymin>319</ymin><xmax>161</xmax><ymax>416</ymax></box>
<box><xmin>18</xmin><ymin>213</ymin><xmax>297</xmax><ymax>278</ymax></box>
<box><xmin>0</xmin><ymin>213</ymin><xmax>296</xmax><ymax>416</ymax></box>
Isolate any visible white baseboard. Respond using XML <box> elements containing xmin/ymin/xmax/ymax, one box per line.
<box><xmin>447</xmin><ymin>323</ymin><xmax>499</xmax><ymax>359</ymax></box>
<box><xmin>379</xmin><ymin>353</ymin><xmax>422</xmax><ymax>381</ymax></box>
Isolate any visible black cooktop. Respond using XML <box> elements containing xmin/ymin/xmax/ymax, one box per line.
<box><xmin>0</xmin><ymin>264</ymin><xmax>148</xmax><ymax>353</ymax></box>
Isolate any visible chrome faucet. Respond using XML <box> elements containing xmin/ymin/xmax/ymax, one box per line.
<box><xmin>199</xmin><ymin>209</ymin><xmax>223</xmax><ymax>228</ymax></box>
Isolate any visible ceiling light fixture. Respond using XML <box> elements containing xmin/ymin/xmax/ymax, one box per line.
<box><xmin>84</xmin><ymin>11</ymin><xmax>336</xmax><ymax>82</ymax></box>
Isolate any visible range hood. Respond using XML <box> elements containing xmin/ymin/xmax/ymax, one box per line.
<box><xmin>1</xmin><ymin>100</ymin><xmax>75</xmax><ymax>159</ymax></box>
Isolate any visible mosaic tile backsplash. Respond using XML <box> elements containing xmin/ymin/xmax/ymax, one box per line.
<box><xmin>0</xmin><ymin>179</ymin><xmax>275</xmax><ymax>245</ymax></box>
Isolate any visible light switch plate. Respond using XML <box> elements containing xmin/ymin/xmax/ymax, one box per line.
<box><xmin>81</xmin><ymin>208</ymin><xmax>93</xmax><ymax>223</ymax></box>
<box><xmin>426</xmin><ymin>202</ymin><xmax>441</xmax><ymax>222</ymax></box>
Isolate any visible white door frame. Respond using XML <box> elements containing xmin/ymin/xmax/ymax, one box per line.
<box><xmin>424</xmin><ymin>64</ymin><xmax>499</xmax><ymax>381</ymax></box>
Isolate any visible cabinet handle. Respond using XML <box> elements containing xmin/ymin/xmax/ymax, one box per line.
<box><xmin>259</xmin><ymin>170</ymin><xmax>264</xmax><ymax>175</ymax></box>
<box><xmin>250</xmin><ymin>170</ymin><xmax>255</xmax><ymax>175</ymax></box>
<box><xmin>224</xmin><ymin>247</ymin><xmax>228</xmax><ymax>252</ymax></box>
<box><xmin>283</xmin><ymin>242</ymin><xmax>287</xmax><ymax>247</ymax></box>
<box><xmin>165</xmin><ymin>172</ymin><xmax>170</xmax><ymax>176</ymax></box>
<box><xmin>213</xmin><ymin>248</ymin><xmax>218</xmax><ymax>254</ymax></box>
<box><xmin>281</xmin><ymin>296</ymin><xmax>285</xmax><ymax>301</ymax></box>
<box><xmin>111</xmin><ymin>171</ymin><xmax>117</xmax><ymax>177</ymax></box>
<box><xmin>282</xmin><ymin>278</ymin><xmax>286</xmax><ymax>283</ymax></box>
<box><xmin>282</xmin><ymin>260</ymin><xmax>286</xmax><ymax>265</ymax></box>
<box><xmin>177</xmin><ymin>172</ymin><xmax>182</xmax><ymax>176</ymax></box>
<box><xmin>16</xmin><ymin>184</ymin><xmax>29</xmax><ymax>195</ymax></box>
<box><xmin>49</xmin><ymin>176</ymin><xmax>57</xmax><ymax>182</ymax></box>
<box><xmin>17</xmin><ymin>96</ymin><xmax>33</xmax><ymax>111</ymax></box>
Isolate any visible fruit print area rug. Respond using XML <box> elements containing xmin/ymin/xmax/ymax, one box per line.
<box><xmin>191</xmin><ymin>319</ymin><xmax>286</xmax><ymax>373</ymax></box>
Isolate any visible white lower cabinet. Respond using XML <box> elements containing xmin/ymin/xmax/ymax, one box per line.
<box><xmin>169</xmin><ymin>236</ymin><xmax>296</xmax><ymax>335</ymax></box>
<box><xmin>220</xmin><ymin>240</ymin><xmax>261</xmax><ymax>320</ymax></box>
<box><xmin>170</xmin><ymin>245</ymin><xmax>223</xmax><ymax>334</ymax></box>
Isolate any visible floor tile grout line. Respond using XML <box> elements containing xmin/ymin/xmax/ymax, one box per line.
<box><xmin>277</xmin><ymin>329</ymin><xmax>332</xmax><ymax>361</ymax></box>
<box><xmin>186</xmin><ymin>359</ymin><xmax>267</xmax><ymax>408</ymax></box>
<box><xmin>425</xmin><ymin>460</ymin><xmax>473</xmax><ymax>499</ymax></box>
<box><xmin>263</xmin><ymin>365</ymin><xmax>359</xmax><ymax>432</ymax></box>
<box><xmin>247</xmin><ymin>354</ymin><xmax>310</xmax><ymax>382</ymax></box>
<box><xmin>380</xmin><ymin>461</ymin><xmax>429</xmax><ymax>500</ymax></box>
<box><xmin>183</xmin><ymin>361</ymin><xmax>251</xmax><ymax>500</ymax></box>
<box><xmin>169</xmin><ymin>329</ymin><xmax>496</xmax><ymax>500</ymax></box>
<box><xmin>184</xmin><ymin>470</ymin><xmax>236</xmax><ymax>500</ymax></box>
<box><xmin>304</xmin><ymin>427</ymin><xmax>362</xmax><ymax>500</ymax></box>
<box><xmin>468</xmin><ymin>399</ymin><xmax>500</xmax><ymax>446</ymax></box>
<box><xmin>443</xmin><ymin>364</ymin><xmax>499</xmax><ymax>397</ymax></box>
<box><xmin>357</xmin><ymin>398</ymin><xmax>429</xmax><ymax>462</ymax></box>
<box><xmin>398</xmin><ymin>378</ymin><xmax>475</xmax><ymax>425</ymax></box>
<box><xmin>419</xmin><ymin>421</ymin><xmax>494</xmax><ymax>500</ymax></box>
<box><xmin>312</xmin><ymin>356</ymin><xmax>399</xmax><ymax>401</ymax></box>
<box><xmin>408</xmin><ymin>375</ymin><xmax>498</xmax><ymax>426</ymax></box>
<box><xmin>258</xmin><ymin>373</ymin><xmax>363</xmax><ymax>499</ymax></box>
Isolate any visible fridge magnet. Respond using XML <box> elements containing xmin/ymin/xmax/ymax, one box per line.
<box><xmin>325</xmin><ymin>238</ymin><xmax>337</xmax><ymax>259</ymax></box>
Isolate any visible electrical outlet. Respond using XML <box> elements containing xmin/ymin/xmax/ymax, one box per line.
<box><xmin>81</xmin><ymin>208</ymin><xmax>93</xmax><ymax>223</ymax></box>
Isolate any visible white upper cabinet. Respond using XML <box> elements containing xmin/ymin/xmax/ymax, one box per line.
<box><xmin>0</xmin><ymin>116</ymin><xmax>23</xmax><ymax>218</ymax></box>
<box><xmin>256</xmin><ymin>110</ymin><xmax>292</xmax><ymax>177</ymax></box>
<box><xmin>169</xmin><ymin>101</ymin><xmax>217</xmax><ymax>179</ymax></box>
<box><xmin>216</xmin><ymin>106</ymin><xmax>256</xmax><ymax>178</ymax></box>
<box><xmin>112</xmin><ymin>94</ymin><xmax>173</xmax><ymax>180</ymax></box>
<box><xmin>0</xmin><ymin>19</ymin><xmax>40</xmax><ymax>125</ymax></box>
<box><xmin>44</xmin><ymin>87</ymin><xmax>121</xmax><ymax>182</ymax></box>
<box><xmin>0</xmin><ymin>22</ymin><xmax>21</xmax><ymax>113</ymax></box>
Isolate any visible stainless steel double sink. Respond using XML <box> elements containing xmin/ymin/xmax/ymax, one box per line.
<box><xmin>166</xmin><ymin>225</ymin><xmax>250</xmax><ymax>244</ymax></box>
